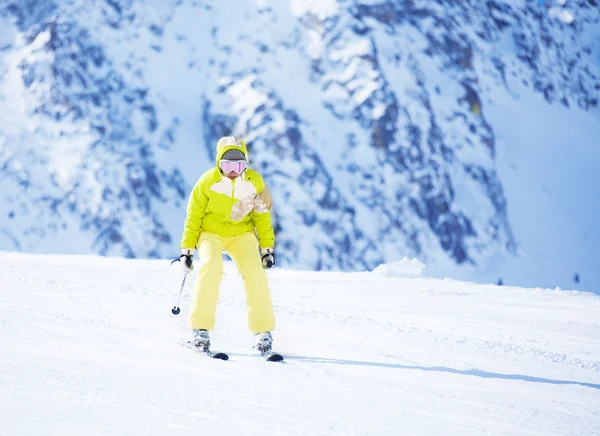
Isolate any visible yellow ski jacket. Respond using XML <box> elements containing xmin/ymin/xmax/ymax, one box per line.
<box><xmin>180</xmin><ymin>137</ymin><xmax>275</xmax><ymax>250</ymax></box>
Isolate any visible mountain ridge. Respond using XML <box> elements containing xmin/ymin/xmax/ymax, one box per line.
<box><xmin>0</xmin><ymin>0</ymin><xmax>598</xmax><ymax>291</ymax></box>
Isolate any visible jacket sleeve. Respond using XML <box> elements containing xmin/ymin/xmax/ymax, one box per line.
<box><xmin>251</xmin><ymin>183</ymin><xmax>275</xmax><ymax>249</ymax></box>
<box><xmin>180</xmin><ymin>177</ymin><xmax>209</xmax><ymax>249</ymax></box>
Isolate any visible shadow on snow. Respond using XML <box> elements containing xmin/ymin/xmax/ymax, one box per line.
<box><xmin>287</xmin><ymin>355</ymin><xmax>600</xmax><ymax>390</ymax></box>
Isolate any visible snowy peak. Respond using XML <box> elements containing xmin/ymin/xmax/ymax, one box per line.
<box><xmin>0</xmin><ymin>0</ymin><xmax>598</xmax><ymax>291</ymax></box>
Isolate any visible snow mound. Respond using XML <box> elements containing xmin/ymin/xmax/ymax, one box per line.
<box><xmin>371</xmin><ymin>257</ymin><xmax>426</xmax><ymax>277</ymax></box>
<box><xmin>549</xmin><ymin>7</ymin><xmax>575</xmax><ymax>24</ymax></box>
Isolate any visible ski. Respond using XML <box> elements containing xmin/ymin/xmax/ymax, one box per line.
<box><xmin>261</xmin><ymin>351</ymin><xmax>284</xmax><ymax>362</ymax></box>
<box><xmin>180</xmin><ymin>341</ymin><xmax>229</xmax><ymax>360</ymax></box>
<box><xmin>205</xmin><ymin>350</ymin><xmax>229</xmax><ymax>360</ymax></box>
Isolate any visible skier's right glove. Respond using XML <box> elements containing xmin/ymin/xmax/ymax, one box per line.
<box><xmin>261</xmin><ymin>248</ymin><xmax>275</xmax><ymax>269</ymax></box>
<box><xmin>179</xmin><ymin>248</ymin><xmax>194</xmax><ymax>273</ymax></box>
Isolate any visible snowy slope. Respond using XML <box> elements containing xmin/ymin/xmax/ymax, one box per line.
<box><xmin>485</xmin><ymin>81</ymin><xmax>600</xmax><ymax>292</ymax></box>
<box><xmin>1</xmin><ymin>252</ymin><xmax>599</xmax><ymax>435</ymax></box>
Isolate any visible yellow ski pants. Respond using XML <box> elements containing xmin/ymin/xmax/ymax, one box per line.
<box><xmin>190</xmin><ymin>231</ymin><xmax>275</xmax><ymax>334</ymax></box>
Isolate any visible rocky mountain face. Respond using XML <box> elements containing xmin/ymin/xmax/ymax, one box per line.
<box><xmin>0</xmin><ymin>0</ymin><xmax>598</xmax><ymax>275</ymax></box>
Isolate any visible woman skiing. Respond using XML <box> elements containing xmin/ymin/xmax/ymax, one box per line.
<box><xmin>178</xmin><ymin>136</ymin><xmax>276</xmax><ymax>353</ymax></box>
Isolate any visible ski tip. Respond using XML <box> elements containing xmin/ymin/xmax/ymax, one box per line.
<box><xmin>212</xmin><ymin>352</ymin><xmax>229</xmax><ymax>361</ymax></box>
<box><xmin>266</xmin><ymin>353</ymin><xmax>284</xmax><ymax>362</ymax></box>
<box><xmin>181</xmin><ymin>341</ymin><xmax>228</xmax><ymax>360</ymax></box>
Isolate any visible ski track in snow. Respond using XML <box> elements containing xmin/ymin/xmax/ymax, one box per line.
<box><xmin>0</xmin><ymin>252</ymin><xmax>599</xmax><ymax>436</ymax></box>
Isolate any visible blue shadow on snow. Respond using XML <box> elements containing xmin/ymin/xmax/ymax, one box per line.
<box><xmin>288</xmin><ymin>356</ymin><xmax>600</xmax><ymax>390</ymax></box>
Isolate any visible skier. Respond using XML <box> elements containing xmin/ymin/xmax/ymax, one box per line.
<box><xmin>178</xmin><ymin>136</ymin><xmax>276</xmax><ymax>354</ymax></box>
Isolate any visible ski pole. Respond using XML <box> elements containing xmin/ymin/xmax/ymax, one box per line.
<box><xmin>171</xmin><ymin>272</ymin><xmax>188</xmax><ymax>315</ymax></box>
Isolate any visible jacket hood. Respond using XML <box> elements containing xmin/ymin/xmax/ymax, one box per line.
<box><xmin>216</xmin><ymin>136</ymin><xmax>249</xmax><ymax>168</ymax></box>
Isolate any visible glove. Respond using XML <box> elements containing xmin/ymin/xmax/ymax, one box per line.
<box><xmin>179</xmin><ymin>248</ymin><xmax>194</xmax><ymax>273</ymax></box>
<box><xmin>261</xmin><ymin>248</ymin><xmax>275</xmax><ymax>269</ymax></box>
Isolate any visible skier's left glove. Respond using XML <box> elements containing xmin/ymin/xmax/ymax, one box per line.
<box><xmin>261</xmin><ymin>248</ymin><xmax>275</xmax><ymax>269</ymax></box>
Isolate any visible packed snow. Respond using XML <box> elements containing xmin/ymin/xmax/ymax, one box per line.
<box><xmin>1</xmin><ymin>252</ymin><xmax>599</xmax><ymax>435</ymax></box>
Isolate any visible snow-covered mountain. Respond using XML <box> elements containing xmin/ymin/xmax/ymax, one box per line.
<box><xmin>0</xmin><ymin>0</ymin><xmax>598</xmax><ymax>292</ymax></box>
<box><xmin>1</xmin><ymin>252</ymin><xmax>599</xmax><ymax>435</ymax></box>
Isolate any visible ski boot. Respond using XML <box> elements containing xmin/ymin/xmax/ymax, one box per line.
<box><xmin>255</xmin><ymin>331</ymin><xmax>273</xmax><ymax>354</ymax></box>
<box><xmin>192</xmin><ymin>329</ymin><xmax>210</xmax><ymax>352</ymax></box>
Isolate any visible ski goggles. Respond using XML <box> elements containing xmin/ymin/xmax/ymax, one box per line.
<box><xmin>219</xmin><ymin>159</ymin><xmax>247</xmax><ymax>174</ymax></box>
